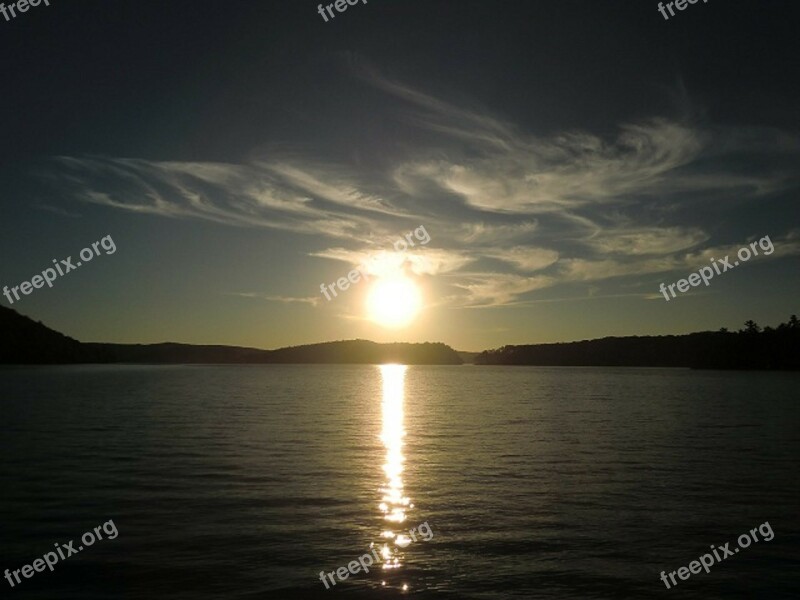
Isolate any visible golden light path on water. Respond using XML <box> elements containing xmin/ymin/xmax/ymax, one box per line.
<box><xmin>374</xmin><ymin>364</ymin><xmax>412</xmax><ymax>591</ymax></box>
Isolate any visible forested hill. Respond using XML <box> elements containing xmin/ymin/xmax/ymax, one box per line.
<box><xmin>0</xmin><ymin>305</ymin><xmax>86</xmax><ymax>364</ymax></box>
<box><xmin>4</xmin><ymin>305</ymin><xmax>797</xmax><ymax>369</ymax></box>
<box><xmin>475</xmin><ymin>317</ymin><xmax>800</xmax><ymax>370</ymax></box>
<box><xmin>0</xmin><ymin>306</ymin><xmax>462</xmax><ymax>365</ymax></box>
<box><xmin>80</xmin><ymin>340</ymin><xmax>462</xmax><ymax>365</ymax></box>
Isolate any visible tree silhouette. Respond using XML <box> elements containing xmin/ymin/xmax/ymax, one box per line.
<box><xmin>477</xmin><ymin>315</ymin><xmax>800</xmax><ymax>370</ymax></box>
<box><xmin>743</xmin><ymin>320</ymin><xmax>761</xmax><ymax>334</ymax></box>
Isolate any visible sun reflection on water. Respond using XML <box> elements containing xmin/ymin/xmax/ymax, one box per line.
<box><xmin>376</xmin><ymin>364</ymin><xmax>412</xmax><ymax>581</ymax></box>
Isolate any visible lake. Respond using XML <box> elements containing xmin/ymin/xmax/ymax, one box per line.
<box><xmin>1</xmin><ymin>365</ymin><xmax>798</xmax><ymax>599</ymax></box>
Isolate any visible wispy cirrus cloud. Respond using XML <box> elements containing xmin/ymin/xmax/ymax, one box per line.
<box><xmin>310</xmin><ymin>247</ymin><xmax>473</xmax><ymax>278</ymax></box>
<box><xmin>226</xmin><ymin>292</ymin><xmax>322</xmax><ymax>307</ymax></box>
<box><xmin>392</xmin><ymin>119</ymin><xmax>707</xmax><ymax>214</ymax></box>
<box><xmin>53</xmin><ymin>156</ymin><xmax>402</xmax><ymax>241</ymax></box>
<box><xmin>445</xmin><ymin>272</ymin><xmax>556</xmax><ymax>308</ymax></box>
<box><xmin>360</xmin><ymin>66</ymin><xmax>798</xmax><ymax>216</ymax></box>
<box><xmin>482</xmin><ymin>247</ymin><xmax>560</xmax><ymax>272</ymax></box>
<box><xmin>44</xmin><ymin>66</ymin><xmax>800</xmax><ymax>310</ymax></box>
<box><xmin>583</xmin><ymin>227</ymin><xmax>709</xmax><ymax>256</ymax></box>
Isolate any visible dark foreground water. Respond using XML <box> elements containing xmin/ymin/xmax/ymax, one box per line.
<box><xmin>1</xmin><ymin>365</ymin><xmax>798</xmax><ymax>599</ymax></box>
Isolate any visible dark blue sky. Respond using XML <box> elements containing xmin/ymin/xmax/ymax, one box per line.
<box><xmin>1</xmin><ymin>0</ymin><xmax>798</xmax><ymax>350</ymax></box>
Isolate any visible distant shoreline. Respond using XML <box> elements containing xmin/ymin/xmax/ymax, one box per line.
<box><xmin>2</xmin><ymin>306</ymin><xmax>798</xmax><ymax>370</ymax></box>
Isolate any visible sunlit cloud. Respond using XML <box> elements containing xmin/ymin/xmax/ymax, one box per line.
<box><xmin>483</xmin><ymin>246</ymin><xmax>560</xmax><ymax>272</ymax></box>
<box><xmin>44</xmin><ymin>67</ymin><xmax>800</xmax><ymax>310</ymax></box>
<box><xmin>226</xmin><ymin>292</ymin><xmax>321</xmax><ymax>306</ymax></box>
<box><xmin>447</xmin><ymin>272</ymin><xmax>556</xmax><ymax>308</ymax></box>
<box><xmin>454</xmin><ymin>221</ymin><xmax>540</xmax><ymax>244</ymax></box>
<box><xmin>584</xmin><ymin>227</ymin><xmax>709</xmax><ymax>256</ymax></box>
<box><xmin>311</xmin><ymin>247</ymin><xmax>472</xmax><ymax>279</ymax></box>
<box><xmin>52</xmin><ymin>156</ymin><xmax>391</xmax><ymax>240</ymax></box>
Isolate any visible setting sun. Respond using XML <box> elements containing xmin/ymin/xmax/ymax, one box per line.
<box><xmin>366</xmin><ymin>278</ymin><xmax>422</xmax><ymax>328</ymax></box>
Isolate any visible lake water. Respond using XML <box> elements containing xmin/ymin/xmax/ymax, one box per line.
<box><xmin>1</xmin><ymin>365</ymin><xmax>798</xmax><ymax>599</ymax></box>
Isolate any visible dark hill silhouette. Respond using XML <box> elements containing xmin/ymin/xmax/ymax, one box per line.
<box><xmin>475</xmin><ymin>316</ymin><xmax>800</xmax><ymax>370</ymax></box>
<box><xmin>0</xmin><ymin>306</ymin><xmax>462</xmax><ymax>365</ymax></box>
<box><xmin>0</xmin><ymin>305</ymin><xmax>87</xmax><ymax>364</ymax></box>
<box><xmin>81</xmin><ymin>340</ymin><xmax>462</xmax><ymax>365</ymax></box>
<box><xmin>3</xmin><ymin>306</ymin><xmax>797</xmax><ymax>369</ymax></box>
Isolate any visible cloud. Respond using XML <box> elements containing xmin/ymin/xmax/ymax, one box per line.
<box><xmin>584</xmin><ymin>227</ymin><xmax>709</xmax><ymax>256</ymax></box>
<box><xmin>560</xmin><ymin>233</ymin><xmax>800</xmax><ymax>283</ymax></box>
<box><xmin>34</xmin><ymin>203</ymin><xmax>82</xmax><ymax>218</ymax></box>
<box><xmin>483</xmin><ymin>246</ymin><xmax>560</xmax><ymax>272</ymax></box>
<box><xmin>311</xmin><ymin>247</ymin><xmax>473</xmax><ymax>279</ymax></box>
<box><xmin>454</xmin><ymin>221</ymin><xmax>539</xmax><ymax>244</ymax></box>
<box><xmin>446</xmin><ymin>272</ymin><xmax>556</xmax><ymax>308</ymax></box>
<box><xmin>43</xmin><ymin>68</ymin><xmax>800</xmax><ymax>310</ymax></box>
<box><xmin>361</xmin><ymin>67</ymin><xmax>798</xmax><ymax>217</ymax></box>
<box><xmin>53</xmin><ymin>156</ymin><xmax>397</xmax><ymax>240</ymax></box>
<box><xmin>227</xmin><ymin>292</ymin><xmax>321</xmax><ymax>307</ymax></box>
<box><xmin>388</xmin><ymin>118</ymin><xmax>791</xmax><ymax>215</ymax></box>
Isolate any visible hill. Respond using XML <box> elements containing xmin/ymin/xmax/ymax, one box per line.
<box><xmin>0</xmin><ymin>305</ymin><xmax>88</xmax><ymax>364</ymax></box>
<box><xmin>0</xmin><ymin>307</ymin><xmax>462</xmax><ymax>365</ymax></box>
<box><xmin>475</xmin><ymin>317</ymin><xmax>800</xmax><ymax>370</ymax></box>
<box><xmin>5</xmin><ymin>306</ymin><xmax>797</xmax><ymax>369</ymax></box>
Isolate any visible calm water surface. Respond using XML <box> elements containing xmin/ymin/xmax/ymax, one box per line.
<box><xmin>1</xmin><ymin>365</ymin><xmax>798</xmax><ymax>599</ymax></box>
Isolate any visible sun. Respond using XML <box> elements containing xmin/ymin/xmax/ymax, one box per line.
<box><xmin>366</xmin><ymin>277</ymin><xmax>422</xmax><ymax>328</ymax></box>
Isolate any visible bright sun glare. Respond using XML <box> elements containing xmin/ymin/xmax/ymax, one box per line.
<box><xmin>366</xmin><ymin>278</ymin><xmax>422</xmax><ymax>328</ymax></box>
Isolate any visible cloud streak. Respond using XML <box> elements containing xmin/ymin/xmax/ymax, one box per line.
<box><xmin>45</xmin><ymin>68</ymin><xmax>800</xmax><ymax>309</ymax></box>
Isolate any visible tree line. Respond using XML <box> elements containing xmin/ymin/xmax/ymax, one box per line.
<box><xmin>475</xmin><ymin>316</ymin><xmax>800</xmax><ymax>370</ymax></box>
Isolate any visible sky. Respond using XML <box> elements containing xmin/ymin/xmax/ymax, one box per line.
<box><xmin>0</xmin><ymin>0</ymin><xmax>798</xmax><ymax>352</ymax></box>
